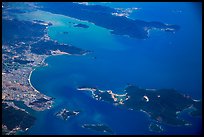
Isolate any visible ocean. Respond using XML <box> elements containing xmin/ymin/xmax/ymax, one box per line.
<box><xmin>15</xmin><ymin>2</ymin><xmax>202</xmax><ymax>135</ymax></box>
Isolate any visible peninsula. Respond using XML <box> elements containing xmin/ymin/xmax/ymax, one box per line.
<box><xmin>38</xmin><ymin>2</ymin><xmax>180</xmax><ymax>39</ymax></box>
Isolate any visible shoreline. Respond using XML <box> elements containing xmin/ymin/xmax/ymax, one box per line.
<box><xmin>27</xmin><ymin>54</ymin><xmax>49</xmax><ymax>95</ymax></box>
<box><xmin>28</xmin><ymin>51</ymin><xmax>88</xmax><ymax>96</ymax></box>
<box><xmin>28</xmin><ymin>67</ymin><xmax>40</xmax><ymax>93</ymax></box>
<box><xmin>27</xmin><ymin>19</ymin><xmax>91</xmax><ymax>99</ymax></box>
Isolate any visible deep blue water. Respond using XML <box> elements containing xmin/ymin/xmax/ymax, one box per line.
<box><xmin>28</xmin><ymin>2</ymin><xmax>202</xmax><ymax>135</ymax></box>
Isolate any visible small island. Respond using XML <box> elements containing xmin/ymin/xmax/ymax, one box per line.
<box><xmin>73</xmin><ymin>23</ymin><xmax>89</xmax><ymax>28</ymax></box>
<box><xmin>55</xmin><ymin>108</ymin><xmax>80</xmax><ymax>121</ymax></box>
<box><xmin>63</xmin><ymin>31</ymin><xmax>69</xmax><ymax>34</ymax></box>
<box><xmin>149</xmin><ymin>122</ymin><xmax>164</xmax><ymax>133</ymax></box>
<box><xmin>82</xmin><ymin>124</ymin><xmax>113</xmax><ymax>134</ymax></box>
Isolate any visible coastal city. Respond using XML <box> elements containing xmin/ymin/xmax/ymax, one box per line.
<box><xmin>2</xmin><ymin>3</ymin><xmax>88</xmax><ymax>134</ymax></box>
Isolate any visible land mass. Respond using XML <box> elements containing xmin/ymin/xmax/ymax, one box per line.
<box><xmin>55</xmin><ymin>108</ymin><xmax>80</xmax><ymax>121</ymax></box>
<box><xmin>2</xmin><ymin>4</ymin><xmax>89</xmax><ymax>134</ymax></box>
<box><xmin>2</xmin><ymin>102</ymin><xmax>36</xmax><ymax>135</ymax></box>
<box><xmin>37</xmin><ymin>2</ymin><xmax>180</xmax><ymax>39</ymax></box>
<box><xmin>77</xmin><ymin>85</ymin><xmax>202</xmax><ymax>130</ymax></box>
<box><xmin>149</xmin><ymin>122</ymin><xmax>164</xmax><ymax>133</ymax></box>
<box><xmin>74</xmin><ymin>23</ymin><xmax>89</xmax><ymax>28</ymax></box>
<box><xmin>82</xmin><ymin>124</ymin><xmax>114</xmax><ymax>134</ymax></box>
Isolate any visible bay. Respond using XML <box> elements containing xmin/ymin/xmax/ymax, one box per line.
<box><xmin>14</xmin><ymin>2</ymin><xmax>202</xmax><ymax>134</ymax></box>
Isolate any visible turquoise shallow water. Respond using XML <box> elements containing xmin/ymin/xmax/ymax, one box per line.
<box><xmin>14</xmin><ymin>2</ymin><xmax>202</xmax><ymax>135</ymax></box>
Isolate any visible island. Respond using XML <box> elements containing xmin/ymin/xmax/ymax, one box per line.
<box><xmin>73</xmin><ymin>23</ymin><xmax>89</xmax><ymax>28</ymax></box>
<box><xmin>55</xmin><ymin>108</ymin><xmax>80</xmax><ymax>121</ymax></box>
<box><xmin>82</xmin><ymin>124</ymin><xmax>113</xmax><ymax>134</ymax></box>
<box><xmin>112</xmin><ymin>7</ymin><xmax>140</xmax><ymax>18</ymax></box>
<box><xmin>148</xmin><ymin>122</ymin><xmax>164</xmax><ymax>133</ymax></box>
<box><xmin>77</xmin><ymin>84</ymin><xmax>202</xmax><ymax>130</ymax></box>
<box><xmin>32</xmin><ymin>19</ymin><xmax>53</xmax><ymax>26</ymax></box>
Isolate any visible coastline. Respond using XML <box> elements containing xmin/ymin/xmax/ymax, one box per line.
<box><xmin>27</xmin><ymin>54</ymin><xmax>50</xmax><ymax>95</ymax></box>
<box><xmin>28</xmin><ymin>68</ymin><xmax>39</xmax><ymax>93</ymax></box>
<box><xmin>27</xmin><ymin>51</ymin><xmax>89</xmax><ymax>101</ymax></box>
<box><xmin>3</xmin><ymin>2</ymin><xmax>202</xmax><ymax>135</ymax></box>
<box><xmin>26</xmin><ymin>15</ymin><xmax>90</xmax><ymax>97</ymax></box>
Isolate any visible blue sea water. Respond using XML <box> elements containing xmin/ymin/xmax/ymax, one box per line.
<box><xmin>18</xmin><ymin>2</ymin><xmax>202</xmax><ymax>135</ymax></box>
